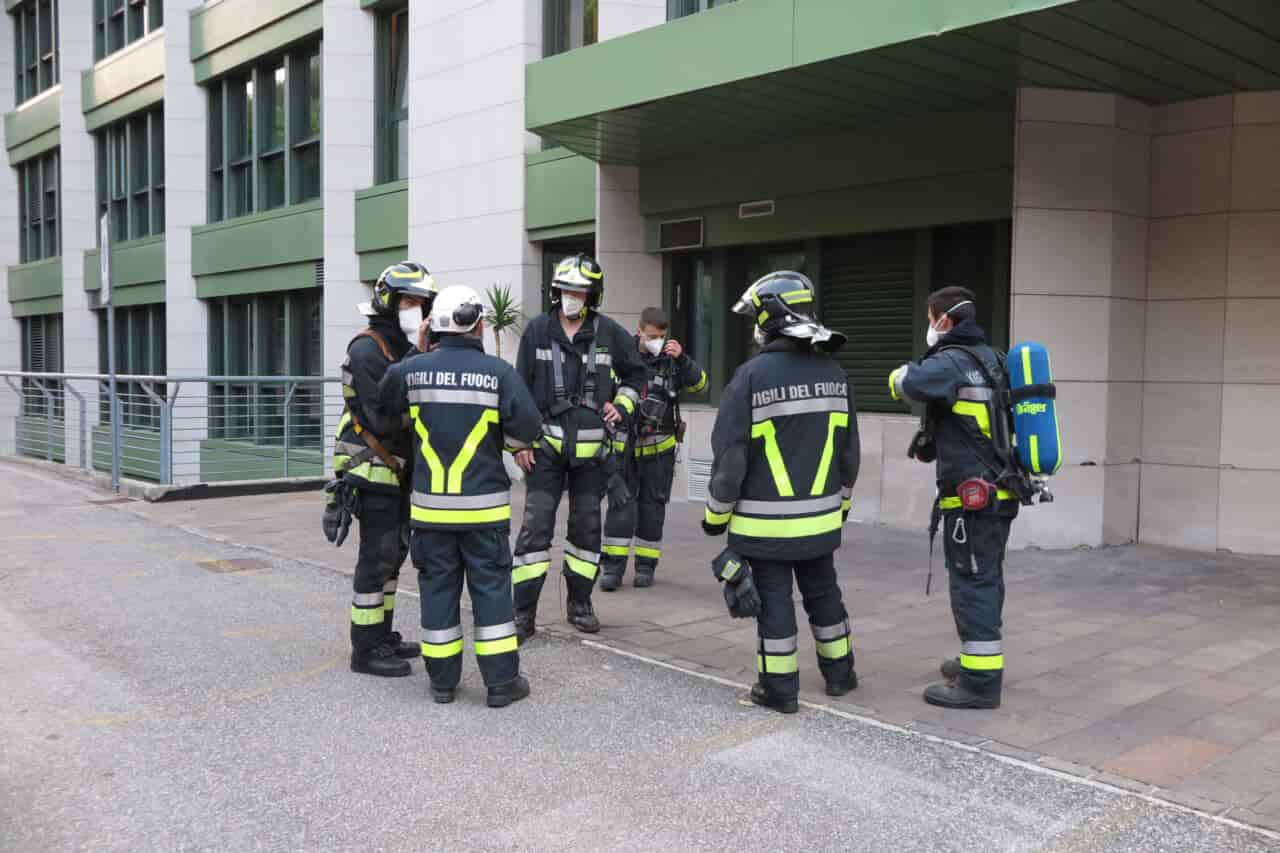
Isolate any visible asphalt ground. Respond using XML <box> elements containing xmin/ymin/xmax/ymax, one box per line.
<box><xmin>1</xmin><ymin>463</ymin><xmax>1276</xmax><ymax>853</ymax></box>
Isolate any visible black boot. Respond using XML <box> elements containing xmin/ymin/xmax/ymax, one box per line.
<box><xmin>487</xmin><ymin>675</ymin><xmax>531</xmax><ymax>708</ymax></box>
<box><xmin>430</xmin><ymin>684</ymin><xmax>456</xmax><ymax>704</ymax></box>
<box><xmin>386</xmin><ymin>631</ymin><xmax>419</xmax><ymax>660</ymax></box>
<box><xmin>923</xmin><ymin>681</ymin><xmax>1000</xmax><ymax>709</ymax></box>
<box><xmin>940</xmin><ymin>657</ymin><xmax>962</xmax><ymax>680</ymax></box>
<box><xmin>750</xmin><ymin>683</ymin><xmax>798</xmax><ymax>714</ymax></box>
<box><xmin>566</xmin><ymin>597</ymin><xmax>600</xmax><ymax>633</ymax></box>
<box><xmin>350</xmin><ymin>644</ymin><xmax>411</xmax><ymax>678</ymax></box>
<box><xmin>599</xmin><ymin>569</ymin><xmax>623</xmax><ymax>592</ymax></box>
<box><xmin>515</xmin><ymin>605</ymin><xmax>538</xmax><ymax>644</ymax></box>
<box><xmin>825</xmin><ymin>671</ymin><xmax>858</xmax><ymax>697</ymax></box>
<box><xmin>633</xmin><ymin>568</ymin><xmax>655</xmax><ymax>588</ymax></box>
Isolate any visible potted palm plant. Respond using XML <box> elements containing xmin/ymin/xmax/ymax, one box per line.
<box><xmin>483</xmin><ymin>284</ymin><xmax>524</xmax><ymax>361</ymax></box>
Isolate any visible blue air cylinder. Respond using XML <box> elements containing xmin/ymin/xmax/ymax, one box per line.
<box><xmin>1008</xmin><ymin>341</ymin><xmax>1062</xmax><ymax>476</ymax></box>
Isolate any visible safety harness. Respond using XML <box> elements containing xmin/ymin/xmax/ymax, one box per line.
<box><xmin>547</xmin><ymin>317</ymin><xmax>608</xmax><ymax>464</ymax></box>
<box><xmin>341</xmin><ymin>329</ymin><xmax>406</xmax><ymax>484</ymax></box>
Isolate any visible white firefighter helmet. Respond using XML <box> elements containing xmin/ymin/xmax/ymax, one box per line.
<box><xmin>429</xmin><ymin>285</ymin><xmax>484</xmax><ymax>335</ymax></box>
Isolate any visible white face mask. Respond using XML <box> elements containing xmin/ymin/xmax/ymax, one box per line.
<box><xmin>925</xmin><ymin>300</ymin><xmax>972</xmax><ymax>349</ymax></box>
<box><xmin>398</xmin><ymin>305</ymin><xmax>423</xmax><ymax>338</ymax></box>
<box><xmin>753</xmin><ymin>326</ymin><xmax>767</xmax><ymax>346</ymax></box>
<box><xmin>561</xmin><ymin>294</ymin><xmax>586</xmax><ymax>319</ymax></box>
<box><xmin>643</xmin><ymin>337</ymin><xmax>664</xmax><ymax>357</ymax></box>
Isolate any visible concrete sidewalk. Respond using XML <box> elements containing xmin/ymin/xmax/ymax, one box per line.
<box><xmin>125</xmin><ymin>479</ymin><xmax>1280</xmax><ymax>829</ymax></box>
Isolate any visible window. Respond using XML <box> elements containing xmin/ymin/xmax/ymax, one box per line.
<box><xmin>206</xmin><ymin>42</ymin><xmax>322</xmax><ymax>222</ymax></box>
<box><xmin>93</xmin><ymin>0</ymin><xmax>161</xmax><ymax>61</ymax></box>
<box><xmin>95</xmin><ymin>107</ymin><xmax>165</xmax><ymax>243</ymax></box>
<box><xmin>11</xmin><ymin>0</ymin><xmax>57</xmax><ymax>105</ymax></box>
<box><xmin>543</xmin><ymin>0</ymin><xmax>597</xmax><ymax>57</ymax></box>
<box><xmin>20</xmin><ymin>313</ymin><xmax>64</xmax><ymax>420</ymax></box>
<box><xmin>377</xmin><ymin>6</ymin><xmax>409</xmax><ymax>183</ymax></box>
<box><xmin>206</xmin><ymin>289</ymin><xmax>323</xmax><ymax>447</ymax></box>
<box><xmin>97</xmin><ymin>304</ymin><xmax>166</xmax><ymax>429</ymax></box>
<box><xmin>667</xmin><ymin>0</ymin><xmax>736</xmax><ymax>20</ymax></box>
<box><xmin>16</xmin><ymin>150</ymin><xmax>60</xmax><ymax>264</ymax></box>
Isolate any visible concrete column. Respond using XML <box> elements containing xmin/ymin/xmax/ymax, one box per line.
<box><xmin>1142</xmin><ymin>92</ymin><xmax>1280</xmax><ymax>555</ymax></box>
<box><xmin>58</xmin><ymin>1</ymin><xmax>100</xmax><ymax>470</ymax></box>
<box><xmin>0</xmin><ymin>11</ymin><xmax>20</xmax><ymax>453</ymax></box>
<box><xmin>164</xmin><ymin>0</ymin><xmax>209</xmax><ymax>483</ymax></box>
<box><xmin>408</xmin><ymin>0</ymin><xmax>542</xmax><ymax>364</ymax></box>
<box><xmin>594</xmin><ymin>3</ymin><xmax>665</xmax><ymax>332</ymax></box>
<box><xmin>322</xmin><ymin>0</ymin><xmax>376</xmax><ymax>463</ymax></box>
<box><xmin>1009</xmin><ymin>88</ymin><xmax>1151</xmax><ymax>550</ymax></box>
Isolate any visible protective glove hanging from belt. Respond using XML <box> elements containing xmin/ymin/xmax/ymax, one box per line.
<box><xmin>322</xmin><ymin>477</ymin><xmax>361</xmax><ymax>547</ymax></box>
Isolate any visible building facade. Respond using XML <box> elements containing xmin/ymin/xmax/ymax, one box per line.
<box><xmin>2</xmin><ymin>0</ymin><xmax>1279</xmax><ymax>555</ymax></box>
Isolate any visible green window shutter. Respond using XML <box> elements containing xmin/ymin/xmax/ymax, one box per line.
<box><xmin>820</xmin><ymin>231</ymin><xmax>915</xmax><ymax>415</ymax></box>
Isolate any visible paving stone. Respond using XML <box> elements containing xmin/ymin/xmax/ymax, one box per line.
<box><xmin>979</xmin><ymin>740</ymin><xmax>1042</xmax><ymax>762</ymax></box>
<box><xmin>1156</xmin><ymin>788</ymin><xmax>1230</xmax><ymax>815</ymax></box>
<box><xmin>1089</xmin><ymin>772</ymin><xmax>1158</xmax><ymax>795</ymax></box>
<box><xmin>1102</xmin><ymin>735</ymin><xmax>1234</xmax><ymax>786</ymax></box>
<box><xmin>1083</xmin><ymin>678</ymin><xmax>1177</xmax><ymax>707</ymax></box>
<box><xmin>1180</xmin><ymin>713</ymin><xmax>1280</xmax><ymax>748</ymax></box>
<box><xmin>1222</xmin><ymin>807</ymin><xmax>1280</xmax><ymax>833</ymax></box>
<box><xmin>1036</xmin><ymin>756</ymin><xmax>1097</xmax><ymax>779</ymax></box>
<box><xmin>967</xmin><ymin>709</ymin><xmax>1098</xmax><ymax>750</ymax></box>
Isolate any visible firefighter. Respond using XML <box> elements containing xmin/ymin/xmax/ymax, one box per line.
<box><xmin>323</xmin><ymin>261</ymin><xmax>438</xmax><ymax>677</ymax></box>
<box><xmin>889</xmin><ymin>286</ymin><xmax>1017</xmax><ymax>710</ymax></box>
<box><xmin>702</xmin><ymin>271</ymin><xmax>860</xmax><ymax>714</ymax></box>
<box><xmin>510</xmin><ymin>254</ymin><xmax>646</xmax><ymax>641</ymax></box>
<box><xmin>376</xmin><ymin>285</ymin><xmax>543</xmax><ymax>705</ymax></box>
<box><xmin>599</xmin><ymin>306</ymin><xmax>707</xmax><ymax>591</ymax></box>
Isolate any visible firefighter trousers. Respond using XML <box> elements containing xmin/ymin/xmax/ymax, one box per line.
<box><xmin>412</xmin><ymin>528</ymin><xmax>520</xmax><ymax>689</ymax></box>
<box><xmin>601</xmin><ymin>446</ymin><xmax>675</xmax><ymax>581</ymax></box>
<box><xmin>350</xmin><ymin>489</ymin><xmax>410</xmax><ymax>653</ymax></box>
<box><xmin>512</xmin><ymin>443</ymin><xmax>605</xmax><ymax>610</ymax></box>
<box><xmin>752</xmin><ymin>553</ymin><xmax>855</xmax><ymax>702</ymax></box>
<box><xmin>942</xmin><ymin>503</ymin><xmax>1016</xmax><ymax>699</ymax></box>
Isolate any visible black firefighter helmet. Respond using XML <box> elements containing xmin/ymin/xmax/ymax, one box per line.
<box><xmin>363</xmin><ymin>260</ymin><xmax>439</xmax><ymax>317</ymax></box>
<box><xmin>732</xmin><ymin>270</ymin><xmax>846</xmax><ymax>353</ymax></box>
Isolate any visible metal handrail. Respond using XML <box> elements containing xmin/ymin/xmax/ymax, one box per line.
<box><xmin>0</xmin><ymin>371</ymin><xmax>344</xmax><ymax>491</ymax></box>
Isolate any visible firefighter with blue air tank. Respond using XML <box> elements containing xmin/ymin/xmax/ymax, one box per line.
<box><xmin>702</xmin><ymin>271</ymin><xmax>860</xmax><ymax>714</ymax></box>
<box><xmin>889</xmin><ymin>285</ymin><xmax>1030</xmax><ymax>710</ymax></box>
<box><xmin>324</xmin><ymin>261</ymin><xmax>437</xmax><ymax>678</ymax></box>
<box><xmin>376</xmin><ymin>285</ymin><xmax>544</xmax><ymax>706</ymax></box>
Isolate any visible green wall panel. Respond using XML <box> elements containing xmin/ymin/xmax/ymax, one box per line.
<box><xmin>92</xmin><ymin>425</ymin><xmax>161</xmax><ymax>482</ymax></box>
<box><xmin>526</xmin><ymin>150</ymin><xmax>597</xmax><ymax>233</ymax></box>
<box><xmin>82</xmin><ymin>31</ymin><xmax>165</xmax><ymax>121</ymax></box>
<box><xmin>528</xmin><ymin>221</ymin><xmax>595</xmax><ymax>243</ymax></box>
<box><xmin>358</xmin><ymin>247</ymin><xmax>409</xmax><ymax>284</ymax></box>
<box><xmin>11</xmin><ymin>296</ymin><xmax>63</xmax><ymax>317</ymax></box>
<box><xmin>196</xmin><ymin>262</ymin><xmax>320</xmax><ymax>299</ymax></box>
<box><xmin>527</xmin><ymin>1</ymin><xmax>794</xmax><ymax>131</ymax></box>
<box><xmin>199</xmin><ymin>439</ymin><xmax>324</xmax><ymax>482</ymax></box>
<box><xmin>193</xmin><ymin>202</ymin><xmax>322</xmax><ymax>276</ymax></box>
<box><xmin>16</xmin><ymin>416</ymin><xmax>66</xmax><ymax>463</ymax></box>
<box><xmin>644</xmin><ymin>169</ymin><xmax>1013</xmax><ymax>251</ymax></box>
<box><xmin>84</xmin><ymin>237</ymin><xmax>166</xmax><ymax>291</ymax></box>
<box><xmin>192</xmin><ymin>0</ymin><xmax>322</xmax><ymax>82</ymax></box>
<box><xmin>4</xmin><ymin>87</ymin><xmax>61</xmax><ymax>153</ymax></box>
<box><xmin>354</xmin><ymin>181</ymin><xmax>408</xmax><ymax>254</ymax></box>
<box><xmin>7</xmin><ymin>127</ymin><xmax>59</xmax><ymax>163</ymax></box>
<box><xmin>8</xmin><ymin>258</ymin><xmax>62</xmax><ymax>303</ymax></box>
<box><xmin>84</xmin><ymin>79</ymin><xmax>165</xmax><ymax>132</ymax></box>
<box><xmin>640</xmin><ymin>109</ymin><xmax>1014</xmax><ymax>215</ymax></box>
<box><xmin>792</xmin><ymin>0</ymin><xmax>1080</xmax><ymax>67</ymax></box>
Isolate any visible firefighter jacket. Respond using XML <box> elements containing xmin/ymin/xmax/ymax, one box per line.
<box><xmin>376</xmin><ymin>335</ymin><xmax>542</xmax><ymax>531</ymax></box>
<box><xmin>630</xmin><ymin>344</ymin><xmax>706</xmax><ymax>453</ymax></box>
<box><xmin>333</xmin><ymin>316</ymin><xmax>415</xmax><ymax>494</ymax></box>
<box><xmin>704</xmin><ymin>337</ymin><xmax>860</xmax><ymax>561</ymax></box>
<box><xmin>891</xmin><ymin>318</ymin><xmax>1010</xmax><ymax>506</ymax></box>
<box><xmin>515</xmin><ymin>309</ymin><xmax>646</xmax><ymax>462</ymax></box>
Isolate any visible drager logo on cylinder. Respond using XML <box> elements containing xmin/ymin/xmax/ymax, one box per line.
<box><xmin>1016</xmin><ymin>401</ymin><xmax>1048</xmax><ymax>416</ymax></box>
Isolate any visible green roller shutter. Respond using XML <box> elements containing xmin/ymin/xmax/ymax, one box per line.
<box><xmin>820</xmin><ymin>230</ymin><xmax>916</xmax><ymax>414</ymax></box>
